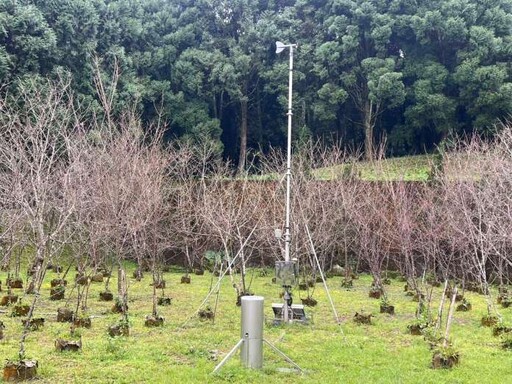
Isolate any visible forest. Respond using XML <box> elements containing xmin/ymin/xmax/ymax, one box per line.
<box><xmin>1</xmin><ymin>0</ymin><xmax>511</xmax><ymax>168</ymax></box>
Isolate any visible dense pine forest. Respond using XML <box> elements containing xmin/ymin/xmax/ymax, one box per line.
<box><xmin>1</xmin><ymin>0</ymin><xmax>511</xmax><ymax>166</ymax></box>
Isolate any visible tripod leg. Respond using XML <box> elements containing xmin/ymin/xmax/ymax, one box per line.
<box><xmin>263</xmin><ymin>339</ymin><xmax>303</xmax><ymax>373</ymax></box>
<box><xmin>212</xmin><ymin>338</ymin><xmax>244</xmax><ymax>374</ymax></box>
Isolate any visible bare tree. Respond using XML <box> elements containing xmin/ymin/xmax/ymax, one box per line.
<box><xmin>167</xmin><ymin>139</ymin><xmax>221</xmax><ymax>277</ymax></box>
<box><xmin>441</xmin><ymin>137</ymin><xmax>500</xmax><ymax>318</ymax></box>
<box><xmin>386</xmin><ymin>181</ymin><xmax>426</xmax><ymax>297</ymax></box>
<box><xmin>348</xmin><ymin>181</ymin><xmax>393</xmax><ymax>296</ymax></box>
<box><xmin>0</xmin><ymin>78</ymin><xmax>80</xmax><ymax>360</ymax></box>
<box><xmin>80</xmin><ymin>117</ymin><xmax>172</xmax><ymax>326</ymax></box>
<box><xmin>199</xmin><ymin>162</ymin><xmax>263</xmax><ymax>304</ymax></box>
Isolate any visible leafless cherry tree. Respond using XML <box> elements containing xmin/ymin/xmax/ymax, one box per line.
<box><xmin>0</xmin><ymin>78</ymin><xmax>81</xmax><ymax>359</ymax></box>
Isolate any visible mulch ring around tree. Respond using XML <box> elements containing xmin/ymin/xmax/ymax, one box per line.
<box><xmin>3</xmin><ymin>360</ymin><xmax>38</xmax><ymax>381</ymax></box>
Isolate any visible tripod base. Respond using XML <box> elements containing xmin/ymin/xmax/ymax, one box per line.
<box><xmin>212</xmin><ymin>338</ymin><xmax>303</xmax><ymax>374</ymax></box>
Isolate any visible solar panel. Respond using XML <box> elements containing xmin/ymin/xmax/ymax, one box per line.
<box><xmin>271</xmin><ymin>303</ymin><xmax>307</xmax><ymax>322</ymax></box>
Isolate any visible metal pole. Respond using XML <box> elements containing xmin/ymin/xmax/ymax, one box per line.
<box><xmin>284</xmin><ymin>44</ymin><xmax>294</xmax><ymax>265</ymax></box>
<box><xmin>304</xmin><ymin>222</ymin><xmax>342</xmax><ymax>327</ymax></box>
<box><xmin>212</xmin><ymin>338</ymin><xmax>244</xmax><ymax>374</ymax></box>
<box><xmin>283</xmin><ymin>43</ymin><xmax>296</xmax><ymax>324</ymax></box>
<box><xmin>263</xmin><ymin>339</ymin><xmax>303</xmax><ymax>373</ymax></box>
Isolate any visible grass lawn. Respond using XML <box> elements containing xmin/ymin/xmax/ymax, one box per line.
<box><xmin>1</xmin><ymin>264</ymin><xmax>511</xmax><ymax>383</ymax></box>
<box><xmin>313</xmin><ymin>155</ymin><xmax>433</xmax><ymax>181</ymax></box>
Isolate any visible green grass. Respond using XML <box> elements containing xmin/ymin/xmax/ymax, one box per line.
<box><xmin>1</xmin><ymin>265</ymin><xmax>511</xmax><ymax>383</ymax></box>
<box><xmin>313</xmin><ymin>155</ymin><xmax>433</xmax><ymax>181</ymax></box>
<box><xmin>248</xmin><ymin>155</ymin><xmax>434</xmax><ymax>182</ymax></box>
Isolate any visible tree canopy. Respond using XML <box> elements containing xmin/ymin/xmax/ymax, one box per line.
<box><xmin>0</xmin><ymin>0</ymin><xmax>511</xmax><ymax>163</ymax></box>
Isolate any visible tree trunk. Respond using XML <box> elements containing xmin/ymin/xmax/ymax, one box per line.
<box><xmin>237</xmin><ymin>97</ymin><xmax>248</xmax><ymax>173</ymax></box>
<box><xmin>363</xmin><ymin>98</ymin><xmax>375</xmax><ymax>161</ymax></box>
<box><xmin>255</xmin><ymin>86</ymin><xmax>263</xmax><ymax>144</ymax></box>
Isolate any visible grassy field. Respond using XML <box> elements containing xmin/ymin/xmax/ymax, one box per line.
<box><xmin>1</xmin><ymin>264</ymin><xmax>511</xmax><ymax>383</ymax></box>
<box><xmin>313</xmin><ymin>155</ymin><xmax>433</xmax><ymax>181</ymax></box>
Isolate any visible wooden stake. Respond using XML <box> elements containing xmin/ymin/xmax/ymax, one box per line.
<box><xmin>444</xmin><ymin>287</ymin><xmax>458</xmax><ymax>348</ymax></box>
<box><xmin>435</xmin><ymin>280</ymin><xmax>449</xmax><ymax>332</ymax></box>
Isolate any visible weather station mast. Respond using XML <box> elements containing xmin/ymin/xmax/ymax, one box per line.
<box><xmin>274</xmin><ymin>41</ymin><xmax>300</xmax><ymax>324</ymax></box>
